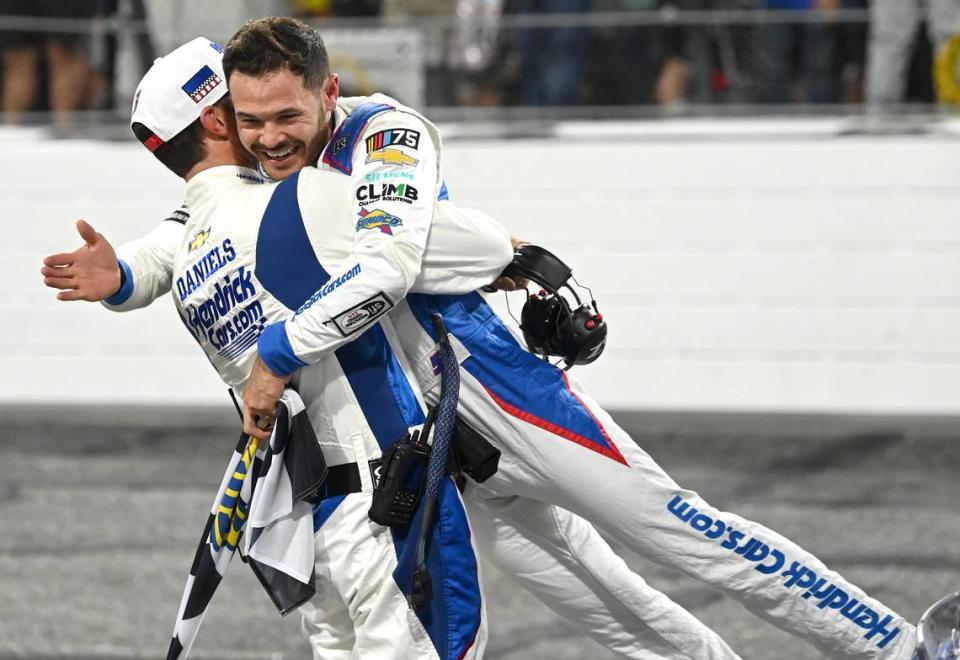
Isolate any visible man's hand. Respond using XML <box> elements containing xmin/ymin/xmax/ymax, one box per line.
<box><xmin>242</xmin><ymin>355</ymin><xmax>291</xmax><ymax>440</ymax></box>
<box><xmin>41</xmin><ymin>220</ymin><xmax>122</xmax><ymax>301</ymax></box>
<box><xmin>491</xmin><ymin>236</ymin><xmax>531</xmax><ymax>292</ymax></box>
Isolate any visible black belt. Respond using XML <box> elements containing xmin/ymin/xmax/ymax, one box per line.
<box><xmin>319</xmin><ymin>460</ymin><xmax>377</xmax><ymax>500</ymax></box>
<box><xmin>317</xmin><ymin>415</ymin><xmax>501</xmax><ymax>502</ymax></box>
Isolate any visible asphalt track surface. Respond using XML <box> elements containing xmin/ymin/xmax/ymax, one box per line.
<box><xmin>1</xmin><ymin>405</ymin><xmax>958</xmax><ymax>660</ymax></box>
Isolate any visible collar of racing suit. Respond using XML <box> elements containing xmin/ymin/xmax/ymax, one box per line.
<box><xmin>185</xmin><ymin>165</ymin><xmax>266</xmax><ymax>208</ymax></box>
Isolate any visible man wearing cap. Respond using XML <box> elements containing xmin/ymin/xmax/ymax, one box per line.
<box><xmin>46</xmin><ymin>20</ymin><xmax>752</xmax><ymax>660</ymax></box>
<box><xmin>216</xmin><ymin>18</ymin><xmax>923</xmax><ymax>659</ymax></box>
<box><xmin>100</xmin><ymin>35</ymin><xmax>502</xmax><ymax>660</ymax></box>
<box><xmin>43</xmin><ymin>18</ymin><xmax>924</xmax><ymax>660</ymax></box>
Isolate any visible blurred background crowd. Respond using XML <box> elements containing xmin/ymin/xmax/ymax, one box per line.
<box><xmin>1</xmin><ymin>0</ymin><xmax>958</xmax><ymax>126</ymax></box>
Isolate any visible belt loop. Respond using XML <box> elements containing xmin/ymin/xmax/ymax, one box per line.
<box><xmin>351</xmin><ymin>432</ymin><xmax>374</xmax><ymax>493</ymax></box>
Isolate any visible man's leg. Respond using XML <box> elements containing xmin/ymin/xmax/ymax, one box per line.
<box><xmin>2</xmin><ymin>46</ymin><xmax>39</xmax><ymax>116</ymax></box>
<box><xmin>865</xmin><ymin>0</ymin><xmax>920</xmax><ymax>105</ymax></box>
<box><xmin>464</xmin><ymin>371</ymin><xmax>914</xmax><ymax>659</ymax></box>
<box><xmin>304</xmin><ymin>488</ymin><xmax>486</xmax><ymax>659</ymax></box>
<box><xmin>397</xmin><ymin>293</ymin><xmax>916</xmax><ymax>660</ymax></box>
<box><xmin>464</xmin><ymin>488</ymin><xmax>741</xmax><ymax>659</ymax></box>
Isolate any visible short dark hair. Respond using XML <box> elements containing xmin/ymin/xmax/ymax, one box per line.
<box><xmin>223</xmin><ymin>17</ymin><xmax>330</xmax><ymax>90</ymax></box>
<box><xmin>132</xmin><ymin>95</ymin><xmax>231</xmax><ymax>178</ymax></box>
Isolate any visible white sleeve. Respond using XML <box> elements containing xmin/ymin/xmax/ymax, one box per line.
<box><xmin>257</xmin><ymin>111</ymin><xmax>439</xmax><ymax>376</ymax></box>
<box><xmin>411</xmin><ymin>201</ymin><xmax>513</xmax><ymax>294</ymax></box>
<box><xmin>102</xmin><ymin>204</ymin><xmax>186</xmax><ymax>312</ymax></box>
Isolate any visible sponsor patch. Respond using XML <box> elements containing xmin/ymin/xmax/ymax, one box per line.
<box><xmin>355</xmin><ymin>183</ymin><xmax>419</xmax><ymax>205</ymax></box>
<box><xmin>181</xmin><ymin>65</ymin><xmax>222</xmax><ymax>103</ymax></box>
<box><xmin>176</xmin><ymin>238</ymin><xmax>237</xmax><ymax>300</ymax></box>
<box><xmin>365</xmin><ymin>128</ymin><xmax>420</xmax><ymax>153</ymax></box>
<box><xmin>333</xmin><ymin>135</ymin><xmax>349</xmax><ymax>154</ymax></box>
<box><xmin>666</xmin><ymin>494</ymin><xmax>903</xmax><ymax>650</ymax></box>
<box><xmin>188</xmin><ymin>228</ymin><xmax>211</xmax><ymax>252</ymax></box>
<box><xmin>369</xmin><ymin>459</ymin><xmax>383</xmax><ymax>489</ymax></box>
<box><xmin>165</xmin><ymin>204</ymin><xmax>190</xmax><ymax>225</ymax></box>
<box><xmin>325</xmin><ymin>293</ymin><xmax>393</xmax><ymax>336</ymax></box>
<box><xmin>365</xmin><ymin>170</ymin><xmax>415</xmax><ymax>183</ymax></box>
<box><xmin>366</xmin><ymin>148</ymin><xmax>418</xmax><ymax>168</ymax></box>
<box><xmin>296</xmin><ymin>263</ymin><xmax>362</xmax><ymax>315</ymax></box>
<box><xmin>355</xmin><ymin>208</ymin><xmax>403</xmax><ymax>235</ymax></box>
<box><xmin>177</xmin><ymin>265</ymin><xmax>266</xmax><ymax>357</ymax></box>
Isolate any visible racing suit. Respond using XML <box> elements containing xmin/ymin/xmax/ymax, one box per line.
<box><xmin>274</xmin><ymin>97</ymin><xmax>918</xmax><ymax>660</ymax></box>
<box><xmin>167</xmin><ymin>162</ymin><xmax>506</xmax><ymax>659</ymax></box>
<box><xmin>111</xmin><ymin>95</ymin><xmax>738</xmax><ymax>659</ymax></box>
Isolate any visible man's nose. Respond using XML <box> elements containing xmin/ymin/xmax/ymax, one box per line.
<box><xmin>260</xmin><ymin>122</ymin><xmax>286</xmax><ymax>149</ymax></box>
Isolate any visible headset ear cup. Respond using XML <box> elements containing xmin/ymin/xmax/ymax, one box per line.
<box><xmin>520</xmin><ymin>294</ymin><xmax>565</xmax><ymax>357</ymax></box>
<box><xmin>562</xmin><ymin>305</ymin><xmax>608</xmax><ymax>366</ymax></box>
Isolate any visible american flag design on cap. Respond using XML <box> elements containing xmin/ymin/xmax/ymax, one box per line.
<box><xmin>182</xmin><ymin>65</ymin><xmax>222</xmax><ymax>104</ymax></box>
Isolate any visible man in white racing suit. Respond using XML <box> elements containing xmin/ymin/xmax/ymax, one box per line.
<box><xmin>225</xmin><ymin>19</ymin><xmax>918</xmax><ymax>660</ymax></box>
<box><xmin>122</xmin><ymin>37</ymin><xmax>505</xmax><ymax>660</ymax></box>
<box><xmin>42</xmin><ymin>18</ymin><xmax>921</xmax><ymax>660</ymax></box>
<box><xmin>45</xmin><ymin>24</ymin><xmax>741</xmax><ymax>660</ymax></box>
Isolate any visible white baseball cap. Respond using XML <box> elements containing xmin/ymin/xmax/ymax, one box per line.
<box><xmin>130</xmin><ymin>37</ymin><xmax>228</xmax><ymax>152</ymax></box>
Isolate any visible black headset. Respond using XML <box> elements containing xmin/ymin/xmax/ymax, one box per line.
<box><xmin>500</xmin><ymin>244</ymin><xmax>607</xmax><ymax>369</ymax></box>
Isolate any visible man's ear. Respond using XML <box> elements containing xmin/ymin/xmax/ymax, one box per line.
<box><xmin>199</xmin><ymin>105</ymin><xmax>229</xmax><ymax>140</ymax></box>
<box><xmin>322</xmin><ymin>73</ymin><xmax>340</xmax><ymax>109</ymax></box>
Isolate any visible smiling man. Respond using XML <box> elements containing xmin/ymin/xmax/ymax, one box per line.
<box><xmin>42</xmin><ymin>17</ymin><xmax>928</xmax><ymax>660</ymax></box>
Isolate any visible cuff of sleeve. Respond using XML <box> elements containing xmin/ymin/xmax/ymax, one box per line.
<box><xmin>103</xmin><ymin>259</ymin><xmax>135</xmax><ymax>306</ymax></box>
<box><xmin>258</xmin><ymin>322</ymin><xmax>308</xmax><ymax>378</ymax></box>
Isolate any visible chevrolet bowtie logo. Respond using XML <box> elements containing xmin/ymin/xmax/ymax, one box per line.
<box><xmin>366</xmin><ymin>148</ymin><xmax>419</xmax><ymax>167</ymax></box>
<box><xmin>189</xmin><ymin>228</ymin><xmax>211</xmax><ymax>251</ymax></box>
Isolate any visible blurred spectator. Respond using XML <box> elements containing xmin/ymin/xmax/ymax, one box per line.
<box><xmin>293</xmin><ymin>0</ymin><xmax>383</xmax><ymax>16</ymax></box>
<box><xmin>586</xmin><ymin>0</ymin><xmax>677</xmax><ymax>106</ymax></box>
<box><xmin>751</xmin><ymin>0</ymin><xmax>849</xmax><ymax>104</ymax></box>
<box><xmin>383</xmin><ymin>0</ymin><xmax>506</xmax><ymax>107</ymax></box>
<box><xmin>865</xmin><ymin>0</ymin><xmax>960</xmax><ymax>106</ymax></box>
<box><xmin>0</xmin><ymin>0</ymin><xmax>107</xmax><ymax>124</ymax></box>
<box><xmin>509</xmin><ymin>0</ymin><xmax>590</xmax><ymax>105</ymax></box>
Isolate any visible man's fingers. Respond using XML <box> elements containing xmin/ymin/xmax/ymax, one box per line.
<box><xmin>43</xmin><ymin>276</ymin><xmax>78</xmax><ymax>290</ymax></box>
<box><xmin>76</xmin><ymin>219</ymin><xmax>99</xmax><ymax>246</ymax></box>
<box><xmin>491</xmin><ymin>276</ymin><xmax>519</xmax><ymax>292</ymax></box>
<box><xmin>41</xmin><ymin>265</ymin><xmax>75</xmax><ymax>279</ymax></box>
<box><xmin>242</xmin><ymin>407</ymin><xmax>273</xmax><ymax>440</ymax></box>
<box><xmin>43</xmin><ymin>251</ymin><xmax>79</xmax><ymax>267</ymax></box>
<box><xmin>57</xmin><ymin>289</ymin><xmax>92</xmax><ymax>302</ymax></box>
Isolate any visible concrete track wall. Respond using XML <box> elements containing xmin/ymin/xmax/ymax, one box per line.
<box><xmin>4</xmin><ymin>120</ymin><xmax>958</xmax><ymax>414</ymax></box>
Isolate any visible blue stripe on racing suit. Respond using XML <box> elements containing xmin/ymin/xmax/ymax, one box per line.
<box><xmin>321</xmin><ymin>102</ymin><xmax>395</xmax><ymax>175</ymax></box>
<box><xmin>336</xmin><ymin>323</ymin><xmax>482</xmax><ymax>660</ymax></box>
<box><xmin>255</xmin><ymin>171</ymin><xmax>330</xmax><ymax>311</ymax></box>
<box><xmin>405</xmin><ymin>292</ymin><xmax>627</xmax><ymax>465</ymax></box>
<box><xmin>254</xmin><ymin>181</ymin><xmax>482</xmax><ymax>659</ymax></box>
<box><xmin>336</xmin><ymin>324</ymin><xmax>426</xmax><ymax>449</ymax></box>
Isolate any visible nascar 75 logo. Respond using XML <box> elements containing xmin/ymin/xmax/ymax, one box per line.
<box><xmin>366</xmin><ymin>128</ymin><xmax>420</xmax><ymax>153</ymax></box>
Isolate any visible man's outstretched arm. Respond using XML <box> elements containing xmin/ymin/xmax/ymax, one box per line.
<box><xmin>40</xmin><ymin>205</ymin><xmax>188</xmax><ymax>310</ymax></box>
<box><xmin>42</xmin><ymin>219</ymin><xmax>123</xmax><ymax>302</ymax></box>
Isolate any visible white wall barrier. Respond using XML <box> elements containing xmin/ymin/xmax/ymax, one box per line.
<box><xmin>4</xmin><ymin>120</ymin><xmax>958</xmax><ymax>414</ymax></box>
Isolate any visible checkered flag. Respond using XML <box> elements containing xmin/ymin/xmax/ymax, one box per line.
<box><xmin>166</xmin><ymin>432</ymin><xmax>261</xmax><ymax>660</ymax></box>
<box><xmin>166</xmin><ymin>390</ymin><xmax>326</xmax><ymax>659</ymax></box>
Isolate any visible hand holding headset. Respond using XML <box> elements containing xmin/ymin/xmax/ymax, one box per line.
<box><xmin>499</xmin><ymin>244</ymin><xmax>607</xmax><ymax>369</ymax></box>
